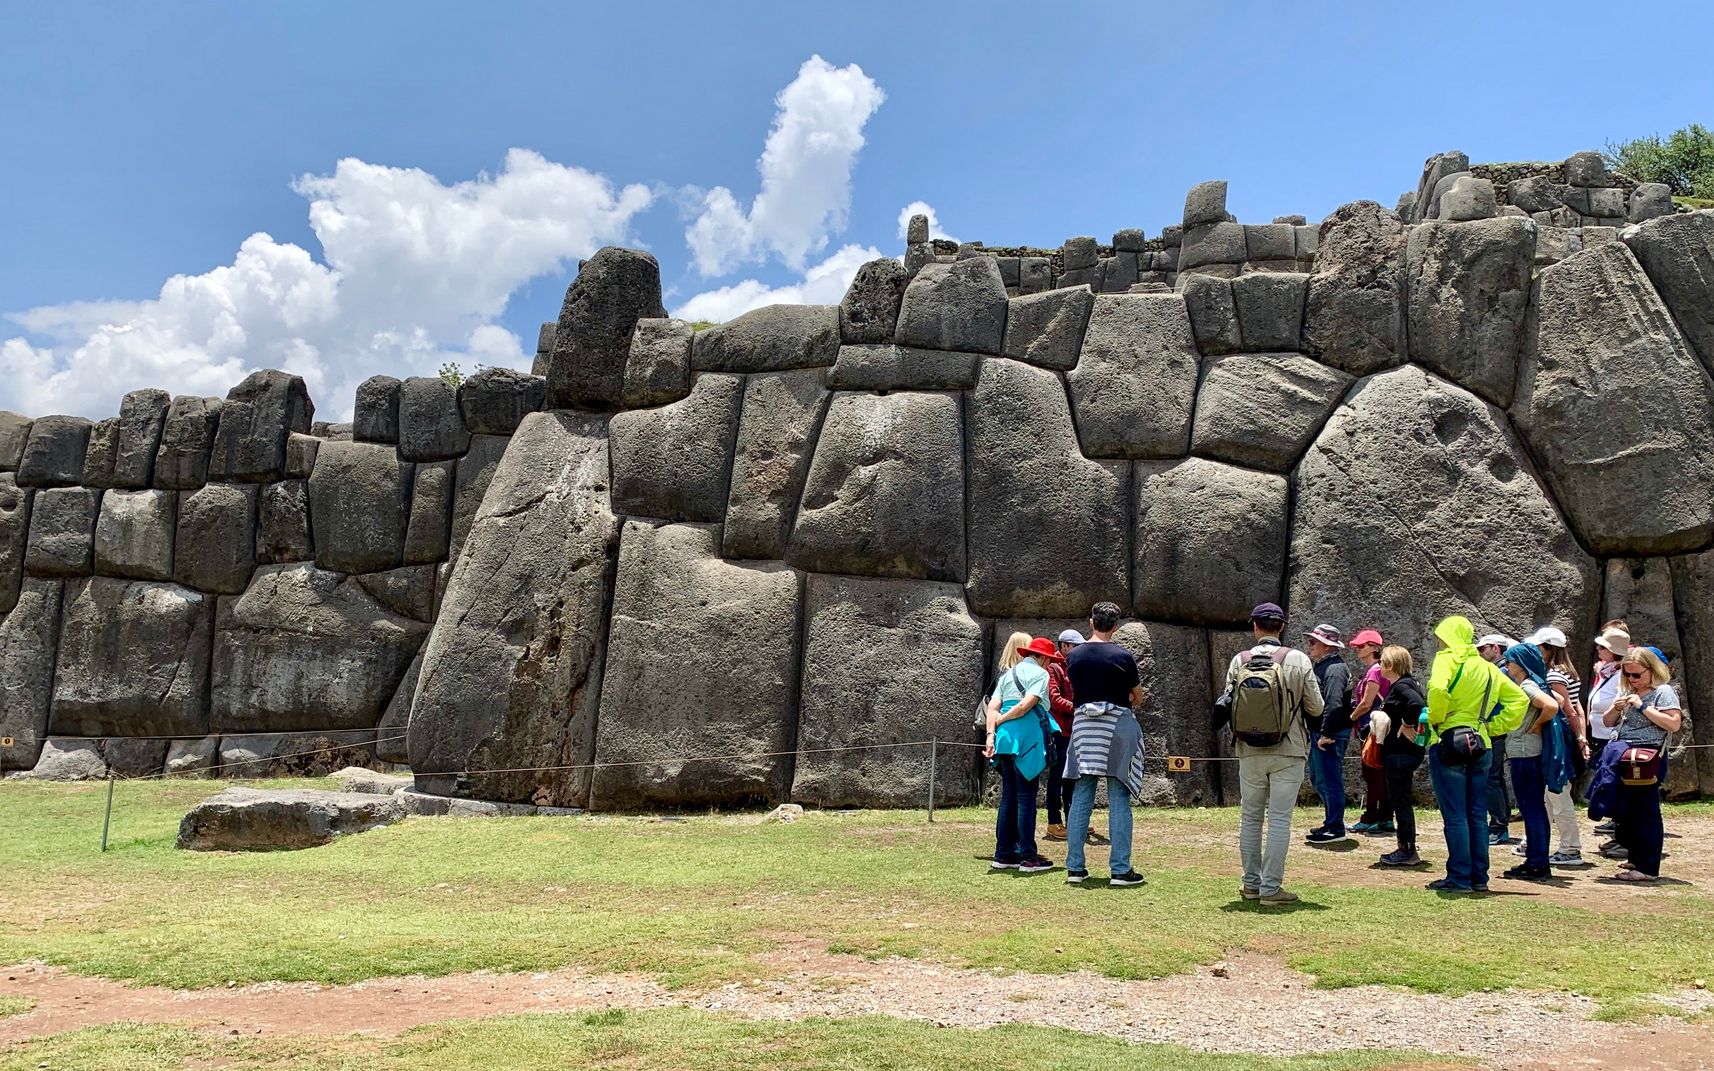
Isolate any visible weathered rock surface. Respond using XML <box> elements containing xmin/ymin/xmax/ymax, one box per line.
<box><xmin>825</xmin><ymin>344</ymin><xmax>979</xmax><ymax>390</ymax></box>
<box><xmin>722</xmin><ymin>370</ymin><xmax>829</xmax><ymax>561</ymax></box>
<box><xmin>1112</xmin><ymin>621</ymin><xmax>1215</xmax><ymax>805</ymax></box>
<box><xmin>165</xmin><ymin>735</ymin><xmax>219</xmax><ymax>778</ymax></box>
<box><xmin>408</xmin><ymin>411</ymin><xmax>620</xmax><ymax>806</ymax></box>
<box><xmin>208</xmin><ymin>370</ymin><xmax>314</xmax><ymax>482</ymax></box>
<box><xmin>1180</xmin><ymin>272</ymin><xmax>1241</xmax><ymax>355</ymax></box>
<box><xmin>1303</xmin><ymin>201</ymin><xmax>1407</xmax><ymax>376</ymax></box>
<box><xmin>0</xmin><ymin>474</ymin><xmax>29</xmax><ymax>612</ymax></box>
<box><xmin>17</xmin><ymin>415</ymin><xmax>92</xmax><ymax>488</ymax></box>
<box><xmin>176</xmin><ymin>787</ymin><xmax>407</xmax><ymax>851</ymax></box>
<box><xmin>353</xmin><ymin>375</ymin><xmax>401</xmax><ymax>443</ymax></box>
<box><xmin>374</xmin><ymin>646</ymin><xmax>422</xmax><ymax>764</ymax></box>
<box><xmin>102</xmin><ymin>737</ymin><xmax>169</xmax><ymax>778</ymax></box>
<box><xmin>354</xmin><ymin>564</ymin><xmax>437</xmax><ymax>623</ymax></box>
<box><xmin>447</xmin><ymin>435</ymin><xmax>510</xmax><ymax>565</ymax></box>
<box><xmin>608</xmin><ymin>373</ymin><xmax>741</xmax><ymax>523</ymax></box>
<box><xmin>0</xmin><ymin>412</ymin><xmax>32</xmax><ymax>471</ymax></box>
<box><xmin>621</xmin><ymin>318</ymin><xmax>693</xmax><ymax>408</ymax></box>
<box><xmin>1067</xmin><ymin>293</ymin><xmax>1200</xmax><ymax>458</ymax></box>
<box><xmin>1291</xmin><ymin>366</ymin><xmax>1596</xmax><ymax>671</ymax></box>
<box><xmin>398</xmin><ymin>377</ymin><xmax>471</xmax><ymax>462</ymax></box>
<box><xmin>403</xmin><ymin>460</ymin><xmax>453</xmax><ymax>565</ymax></box>
<box><xmin>894</xmin><ymin>257</ymin><xmax>1008</xmax><ymax>355</ymax></box>
<box><xmin>787</xmin><ymin>391</ymin><xmax>965</xmax><ymax>582</ymax></box>
<box><xmin>284</xmin><ymin>433</ymin><xmax>319</xmax><ymax>479</ymax></box>
<box><xmin>218</xmin><ymin>730</ymin><xmax>379</xmax><ymax>779</ymax></box>
<box><xmin>1001</xmin><ymin>287</ymin><xmax>1093</xmax><ymax>370</ymax></box>
<box><xmin>1623</xmin><ymin>210</ymin><xmax>1714</xmax><ymax>375</ymax></box>
<box><xmin>1516</xmin><ymin>241</ymin><xmax>1714</xmax><ymax>555</ymax></box>
<box><xmin>211</xmin><ymin>563</ymin><xmax>427</xmax><ymax>732</ymax></box>
<box><xmin>0</xmin><ymin>579</ymin><xmax>62</xmax><ymax>770</ymax></box>
<box><xmin>966</xmin><ymin>359</ymin><xmax>1129</xmax><ymax>617</ymax></box>
<box><xmin>1230</xmin><ymin>272</ymin><xmax>1307</xmax><ymax>351</ymax></box>
<box><xmin>793</xmin><ymin>575</ymin><xmax>984</xmax><ymax>806</ymax></box>
<box><xmin>1668</xmin><ymin>549</ymin><xmax>1714</xmax><ymax>795</ymax></box>
<box><xmin>173</xmin><ymin>483</ymin><xmax>257</xmax><ymax>594</ymax></box>
<box><xmin>458</xmin><ymin>367</ymin><xmax>545</xmax><ymax>435</ymax></box>
<box><xmin>592</xmin><ymin>521</ymin><xmax>800</xmax><ymax>809</ymax></box>
<box><xmin>153</xmin><ymin>396</ymin><xmax>221</xmax><ymax>489</ymax></box>
<box><xmin>334</xmin><ymin>766</ymin><xmax>413</xmax><ymax>795</ymax></box>
<box><xmin>255</xmin><ymin>480</ymin><xmax>313</xmax><ymax>564</ymax></box>
<box><xmin>93</xmin><ymin>488</ymin><xmax>176</xmax><ymax>581</ymax></box>
<box><xmin>49</xmin><ymin>578</ymin><xmax>213</xmax><ymax>736</ymax></box>
<box><xmin>1191</xmin><ymin>352</ymin><xmax>1350</xmax><ymax>472</ymax></box>
<box><xmin>1405</xmin><ymin>217</ymin><xmax>1535</xmax><ymax>405</ymax></box>
<box><xmin>309</xmin><ymin>441</ymin><xmax>411</xmax><ymax>574</ymax></box>
<box><xmin>110</xmin><ymin>389</ymin><xmax>171</xmax><ymax>488</ymax></box>
<box><xmin>25</xmin><ymin>487</ymin><xmax>99</xmax><ymax>577</ymax></box>
<box><xmin>1604</xmin><ymin>558</ymin><xmax>1682</xmax><ymax>664</ymax></box>
<box><xmin>545</xmin><ymin>247</ymin><xmax>668</xmax><ymax>408</ymax></box>
<box><xmin>13</xmin><ymin>737</ymin><xmax>106</xmax><ymax>781</ymax></box>
<box><xmin>691</xmin><ymin>304</ymin><xmax>840</xmax><ymax>373</ymax></box>
<box><xmin>1133</xmin><ymin>459</ymin><xmax>1287</xmax><ymax>626</ymax></box>
<box><xmin>839</xmin><ymin>258</ymin><xmax>909</xmax><ymax>344</ymax></box>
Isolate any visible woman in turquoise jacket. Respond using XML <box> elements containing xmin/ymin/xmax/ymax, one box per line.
<box><xmin>985</xmin><ymin>635</ymin><xmax>1058</xmax><ymax>874</ymax></box>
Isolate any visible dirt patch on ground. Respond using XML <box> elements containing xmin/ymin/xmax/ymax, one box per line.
<box><xmin>4</xmin><ymin>952</ymin><xmax>1711</xmax><ymax>1067</ymax></box>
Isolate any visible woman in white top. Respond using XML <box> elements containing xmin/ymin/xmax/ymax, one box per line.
<box><xmin>1529</xmin><ymin>626</ymin><xmax>1587</xmax><ymax>864</ymax></box>
<box><xmin>1585</xmin><ymin>627</ymin><xmax>1629</xmax><ymax>835</ymax></box>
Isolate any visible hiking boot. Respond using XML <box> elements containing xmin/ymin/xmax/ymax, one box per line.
<box><xmin>1594</xmin><ymin>820</ymin><xmax>1617</xmax><ymax>835</ymax></box>
<box><xmin>1379</xmin><ymin>848</ymin><xmax>1422</xmax><ymax>867</ymax></box>
<box><xmin>1043</xmin><ymin>824</ymin><xmax>1068</xmax><ymax>842</ymax></box>
<box><xmin>1352</xmin><ymin>820</ymin><xmax>1379</xmax><ymax>834</ymax></box>
<box><xmin>1109</xmin><ymin>871</ymin><xmax>1146</xmax><ymax>887</ymax></box>
<box><xmin>1017</xmin><ymin>857</ymin><xmax>1055</xmax><ymax>874</ymax></box>
<box><xmin>1086</xmin><ymin>830</ymin><xmax>1110</xmax><ymax>846</ymax></box>
<box><xmin>1066</xmin><ymin>868</ymin><xmax>1089</xmax><ymax>885</ymax></box>
<box><xmin>1240</xmin><ymin>886</ymin><xmax>1260</xmax><ymax>900</ymax></box>
<box><xmin>1259</xmin><ymin>889</ymin><xmax>1299</xmax><ymax>906</ymax></box>
<box><xmin>1305</xmin><ymin>828</ymin><xmax>1348</xmax><ymax>844</ymax></box>
<box><xmin>1549</xmin><ymin>849</ymin><xmax>1584</xmax><ymax>867</ymax></box>
<box><xmin>1488</xmin><ymin>831</ymin><xmax>1514</xmax><ymax>846</ymax></box>
<box><xmin>989</xmin><ymin>859</ymin><xmax>1019</xmax><ymax>870</ymax></box>
<box><xmin>1426</xmin><ymin>878</ymin><xmax>1474</xmax><ymax>893</ymax></box>
<box><xmin>1374</xmin><ymin>821</ymin><xmax>1396</xmax><ymax>833</ymax></box>
<box><xmin>1504</xmin><ymin>864</ymin><xmax>1552</xmax><ymax>881</ymax></box>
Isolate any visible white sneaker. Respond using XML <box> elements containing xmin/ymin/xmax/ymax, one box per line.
<box><xmin>1549</xmin><ymin>849</ymin><xmax>1583</xmax><ymax>866</ymax></box>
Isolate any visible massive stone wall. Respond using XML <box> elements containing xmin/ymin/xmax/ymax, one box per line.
<box><xmin>5</xmin><ymin>148</ymin><xmax>1713</xmax><ymax>806</ymax></box>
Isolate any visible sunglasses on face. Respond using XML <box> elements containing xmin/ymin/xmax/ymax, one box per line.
<box><xmin>1622</xmin><ymin>669</ymin><xmax>1648</xmax><ymax>681</ymax></box>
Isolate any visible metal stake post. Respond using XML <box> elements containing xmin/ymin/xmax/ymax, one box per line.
<box><xmin>926</xmin><ymin>737</ymin><xmax>938</xmax><ymax>823</ymax></box>
<box><xmin>100</xmin><ymin>774</ymin><xmax>115</xmax><ymax>853</ymax></box>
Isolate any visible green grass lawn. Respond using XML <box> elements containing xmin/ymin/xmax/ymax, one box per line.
<box><xmin>0</xmin><ymin>1009</ymin><xmax>1458</xmax><ymax>1071</ymax></box>
<box><xmin>2</xmin><ymin>780</ymin><xmax>1711</xmax><ymax>1010</ymax></box>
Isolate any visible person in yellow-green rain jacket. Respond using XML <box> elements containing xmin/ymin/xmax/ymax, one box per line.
<box><xmin>1423</xmin><ymin>616</ymin><xmax>1530</xmax><ymax>893</ymax></box>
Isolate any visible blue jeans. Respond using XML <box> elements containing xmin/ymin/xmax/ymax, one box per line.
<box><xmin>1509</xmin><ymin>754</ymin><xmax>1550</xmax><ymax>869</ymax></box>
<box><xmin>1066</xmin><ymin>776</ymin><xmax>1133</xmax><ymax>875</ymax></box>
<box><xmin>993</xmin><ymin>756</ymin><xmax>1039</xmax><ymax>864</ymax></box>
<box><xmin>1308</xmin><ymin>729</ymin><xmax>1351</xmax><ymax>832</ymax></box>
<box><xmin>1429</xmin><ymin>745</ymin><xmax>1492</xmax><ymax>888</ymax></box>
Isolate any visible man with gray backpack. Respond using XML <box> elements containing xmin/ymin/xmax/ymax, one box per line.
<box><xmin>1220</xmin><ymin>602</ymin><xmax>1326</xmax><ymax>906</ymax></box>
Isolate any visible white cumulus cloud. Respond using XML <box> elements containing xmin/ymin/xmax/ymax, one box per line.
<box><xmin>685</xmin><ymin>55</ymin><xmax>885</xmax><ymax>277</ymax></box>
<box><xmin>897</xmin><ymin>200</ymin><xmax>957</xmax><ymax>243</ymax></box>
<box><xmin>3</xmin><ymin>148</ymin><xmax>652</xmax><ymax>419</ymax></box>
<box><xmin>671</xmin><ymin>244</ymin><xmax>888</xmax><ymax>324</ymax></box>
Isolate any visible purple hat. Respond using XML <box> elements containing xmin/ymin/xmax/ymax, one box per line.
<box><xmin>1250</xmin><ymin>602</ymin><xmax>1285</xmax><ymax>622</ymax></box>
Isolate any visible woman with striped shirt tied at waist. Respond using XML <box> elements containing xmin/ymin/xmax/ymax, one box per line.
<box><xmin>1528</xmin><ymin>626</ymin><xmax>1588</xmax><ymax>865</ymax></box>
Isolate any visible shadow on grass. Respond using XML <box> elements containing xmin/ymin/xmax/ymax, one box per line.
<box><xmin>1218</xmin><ymin>898</ymin><xmax>1330</xmax><ymax>914</ymax></box>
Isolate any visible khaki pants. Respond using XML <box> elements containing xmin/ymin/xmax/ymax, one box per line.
<box><xmin>1239</xmin><ymin>753</ymin><xmax>1306</xmax><ymax>896</ymax></box>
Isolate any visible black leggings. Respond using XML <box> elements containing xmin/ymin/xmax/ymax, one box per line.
<box><xmin>1045</xmin><ymin>735</ymin><xmax>1073</xmax><ymax>824</ymax></box>
<box><xmin>1383</xmin><ymin>752</ymin><xmax>1423</xmax><ymax>850</ymax></box>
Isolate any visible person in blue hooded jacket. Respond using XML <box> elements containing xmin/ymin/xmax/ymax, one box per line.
<box><xmin>1497</xmin><ymin>642</ymin><xmax>1561</xmax><ymax>881</ymax></box>
<box><xmin>985</xmin><ymin>635</ymin><xmax>1058</xmax><ymax>875</ymax></box>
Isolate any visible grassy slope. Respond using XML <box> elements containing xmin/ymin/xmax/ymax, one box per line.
<box><xmin>2</xmin><ymin>781</ymin><xmax>1711</xmax><ymax>1006</ymax></box>
<box><xmin>0</xmin><ymin>1010</ymin><xmax>1457</xmax><ymax>1071</ymax></box>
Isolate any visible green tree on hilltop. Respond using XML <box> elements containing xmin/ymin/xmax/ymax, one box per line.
<box><xmin>1605</xmin><ymin>123</ymin><xmax>1714</xmax><ymax>199</ymax></box>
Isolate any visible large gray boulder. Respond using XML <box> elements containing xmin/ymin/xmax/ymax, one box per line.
<box><xmin>894</xmin><ymin>257</ymin><xmax>1008</xmax><ymax>355</ymax></box>
<box><xmin>308</xmin><ymin>441</ymin><xmax>411</xmax><ymax>574</ymax></box>
<box><xmin>1622</xmin><ymin>210</ymin><xmax>1714</xmax><ymax>375</ymax></box>
<box><xmin>176</xmin><ymin>787</ymin><xmax>408</xmax><ymax>851</ymax></box>
<box><xmin>592</xmin><ymin>521</ymin><xmax>800</xmax><ymax>809</ymax></box>
<box><xmin>1066</xmin><ymin>293</ymin><xmax>1200</xmax><ymax>458</ymax></box>
<box><xmin>792</xmin><ymin>575</ymin><xmax>984</xmax><ymax>807</ymax></box>
<box><xmin>284</xmin><ymin>433</ymin><xmax>319</xmax><ymax>479</ymax></box>
<box><xmin>1412</xmin><ymin>151</ymin><xmax>1470</xmax><ymax>222</ymax></box>
<box><xmin>110</xmin><ymin>389</ymin><xmax>171</xmax><ymax>488</ymax></box>
<box><xmin>255</xmin><ymin>479</ymin><xmax>313</xmax><ymax>564</ymax></box>
<box><xmin>1133</xmin><ymin>459</ymin><xmax>1287</xmax><ymax>626</ymax></box>
<box><xmin>1183</xmin><ymin>180</ymin><xmax>1229</xmax><ymax>228</ymax></box>
<box><xmin>208</xmin><ymin>370</ymin><xmax>314</xmax><ymax>482</ymax></box>
<box><xmin>448</xmin><ymin>434</ymin><xmax>509</xmax><ymax>562</ymax></box>
<box><xmin>1191</xmin><ymin>352</ymin><xmax>1350</xmax><ymax>471</ymax></box>
<box><xmin>14</xmin><ymin>737</ymin><xmax>107</xmax><ymax>781</ymax></box>
<box><xmin>353</xmin><ymin>375</ymin><xmax>401</xmax><ymax>443</ymax></box>
<box><xmin>24</xmin><ymin>487</ymin><xmax>99</xmax><ymax>578</ymax></box>
<box><xmin>1516</xmin><ymin>241</ymin><xmax>1714</xmax><ymax>555</ymax></box>
<box><xmin>1179</xmin><ymin>272</ymin><xmax>1241</xmax><ymax>355</ymax></box>
<box><xmin>1112</xmin><ymin>621</ymin><xmax>1215</xmax><ymax>805</ymax></box>
<box><xmin>839</xmin><ymin>257</ymin><xmax>909</xmax><ymax>344</ymax></box>
<box><xmin>0</xmin><ymin>412</ymin><xmax>31</xmax><ymax>471</ymax></box>
<box><xmin>722</xmin><ymin>369</ymin><xmax>830</xmax><ymax>561</ymax></box>
<box><xmin>153</xmin><ymin>396</ymin><xmax>221</xmax><ymax>489</ymax></box>
<box><xmin>48</xmin><ymin>577</ymin><xmax>213</xmax><ymax>736</ymax></box>
<box><xmin>545</xmin><ymin>247</ymin><xmax>668</xmax><ymax>408</ymax></box>
<box><xmin>1668</xmin><ymin>550</ymin><xmax>1714</xmax><ymax>795</ymax></box>
<box><xmin>217</xmin><ymin>730</ymin><xmax>379</xmax><ymax>779</ymax></box>
<box><xmin>80</xmin><ymin>417</ymin><xmax>122</xmax><ymax>487</ymax></box>
<box><xmin>620</xmin><ymin>318</ymin><xmax>693</xmax><ymax>408</ymax></box>
<box><xmin>691</xmin><ymin>304</ymin><xmax>840</xmax><ymax>373</ymax></box>
<box><xmin>609</xmin><ymin>373</ymin><xmax>742</xmax><ymax>523</ymax></box>
<box><xmin>1000</xmin><ymin>287</ymin><xmax>1093</xmax><ymax>370</ymax></box>
<box><xmin>173</xmin><ymin>483</ymin><xmax>257</xmax><ymax>594</ymax></box>
<box><xmin>1303</xmin><ymin>201</ymin><xmax>1408</xmax><ymax>376</ymax></box>
<box><xmin>458</xmin><ymin>367</ymin><xmax>544</xmax><ymax>435</ymax></box>
<box><xmin>787</xmin><ymin>391</ymin><xmax>965</xmax><ymax>582</ymax></box>
<box><xmin>1230</xmin><ymin>272</ymin><xmax>1308</xmax><ymax>352</ymax></box>
<box><xmin>408</xmin><ymin>411</ymin><xmax>620</xmax><ymax>806</ymax></box>
<box><xmin>211</xmin><ymin>562</ymin><xmax>427</xmax><ymax>733</ymax></box>
<box><xmin>403</xmin><ymin>460</ymin><xmax>452</xmax><ymax>565</ymax></box>
<box><xmin>0</xmin><ymin>578</ymin><xmax>62</xmax><ymax>770</ymax></box>
<box><xmin>374</xmin><ymin>645</ymin><xmax>422</xmax><ymax>763</ymax></box>
<box><xmin>102</xmin><ymin>737</ymin><xmax>169</xmax><ymax>778</ymax></box>
<box><xmin>354</xmin><ymin>564</ymin><xmax>436</xmax><ymax>624</ymax></box>
<box><xmin>965</xmin><ymin>359</ymin><xmax>1129</xmax><ymax>617</ymax></box>
<box><xmin>1405</xmin><ymin>217</ymin><xmax>1535</xmax><ymax>406</ymax></box>
<box><xmin>16</xmin><ymin>415</ymin><xmax>92</xmax><ymax>488</ymax></box>
<box><xmin>398</xmin><ymin>376</ymin><xmax>471</xmax><ymax>462</ymax></box>
<box><xmin>1291</xmin><ymin>366</ymin><xmax>1597</xmax><ymax>673</ymax></box>
<box><xmin>0</xmin><ymin>474</ymin><xmax>31</xmax><ymax>612</ymax></box>
<box><xmin>1603</xmin><ymin>558</ymin><xmax>1681</xmax><ymax>664</ymax></box>
<box><xmin>825</xmin><ymin>344</ymin><xmax>979</xmax><ymax>390</ymax></box>
<box><xmin>93</xmin><ymin>488</ymin><xmax>176</xmax><ymax>581</ymax></box>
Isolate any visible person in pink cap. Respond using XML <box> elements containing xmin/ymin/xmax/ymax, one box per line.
<box><xmin>1348</xmin><ymin>628</ymin><xmax>1394</xmax><ymax>834</ymax></box>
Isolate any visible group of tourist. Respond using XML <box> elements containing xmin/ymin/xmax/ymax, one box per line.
<box><xmin>982</xmin><ymin>601</ymin><xmax>1684</xmax><ymax>901</ymax></box>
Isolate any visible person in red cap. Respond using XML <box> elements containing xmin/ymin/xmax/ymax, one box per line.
<box><xmin>1348</xmin><ymin>628</ymin><xmax>1394</xmax><ymax>835</ymax></box>
<box><xmin>984</xmin><ymin>635</ymin><xmax>1061</xmax><ymax>874</ymax></box>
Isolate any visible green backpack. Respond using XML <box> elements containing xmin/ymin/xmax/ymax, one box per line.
<box><xmin>1232</xmin><ymin>646</ymin><xmax>1292</xmax><ymax>747</ymax></box>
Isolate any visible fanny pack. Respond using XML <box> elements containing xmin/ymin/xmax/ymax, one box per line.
<box><xmin>1617</xmin><ymin>745</ymin><xmax>1663</xmax><ymax>786</ymax></box>
<box><xmin>1435</xmin><ymin>663</ymin><xmax>1492</xmax><ymax>767</ymax></box>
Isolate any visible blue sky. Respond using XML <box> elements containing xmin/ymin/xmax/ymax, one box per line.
<box><xmin>4</xmin><ymin>1</ymin><xmax>1712</xmax><ymax>419</ymax></box>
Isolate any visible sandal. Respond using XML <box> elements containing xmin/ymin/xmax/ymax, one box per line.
<box><xmin>1619</xmin><ymin>861</ymin><xmax>1636</xmax><ymax>871</ymax></box>
<box><xmin>1613</xmin><ymin>869</ymin><xmax>1657</xmax><ymax>883</ymax></box>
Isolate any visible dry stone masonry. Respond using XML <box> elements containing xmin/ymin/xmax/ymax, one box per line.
<box><xmin>5</xmin><ymin>147</ymin><xmax>1713</xmax><ymax>809</ymax></box>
